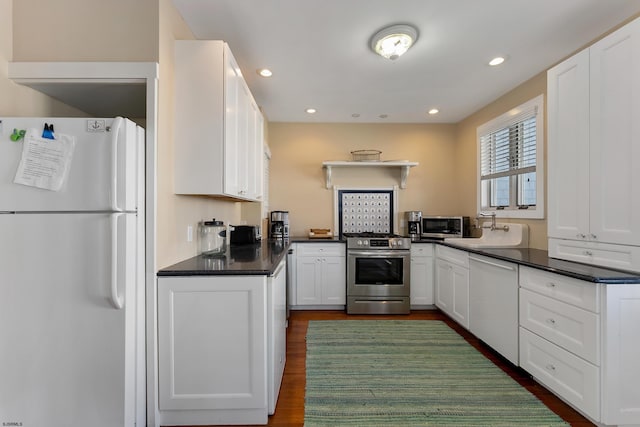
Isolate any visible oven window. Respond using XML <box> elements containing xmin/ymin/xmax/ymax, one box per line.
<box><xmin>355</xmin><ymin>257</ymin><xmax>403</xmax><ymax>284</ymax></box>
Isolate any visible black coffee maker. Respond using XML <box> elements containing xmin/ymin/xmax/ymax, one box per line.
<box><xmin>270</xmin><ymin>210</ymin><xmax>289</xmax><ymax>238</ymax></box>
<box><xmin>406</xmin><ymin>211</ymin><xmax>422</xmax><ymax>241</ymax></box>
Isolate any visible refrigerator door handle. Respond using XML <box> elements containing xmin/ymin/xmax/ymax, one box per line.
<box><xmin>110</xmin><ymin>117</ymin><xmax>124</xmax><ymax>212</ymax></box>
<box><xmin>110</xmin><ymin>212</ymin><xmax>124</xmax><ymax>309</ymax></box>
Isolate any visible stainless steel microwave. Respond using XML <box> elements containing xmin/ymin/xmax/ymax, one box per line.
<box><xmin>421</xmin><ymin>216</ymin><xmax>470</xmax><ymax>239</ymax></box>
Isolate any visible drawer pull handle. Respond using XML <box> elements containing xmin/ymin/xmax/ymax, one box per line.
<box><xmin>546</xmin><ymin>364</ymin><xmax>556</xmax><ymax>372</ymax></box>
<box><xmin>547</xmin><ymin>318</ymin><xmax>556</xmax><ymax>325</ymax></box>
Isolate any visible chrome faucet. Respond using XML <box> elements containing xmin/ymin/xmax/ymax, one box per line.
<box><xmin>477</xmin><ymin>212</ymin><xmax>509</xmax><ymax>231</ymax></box>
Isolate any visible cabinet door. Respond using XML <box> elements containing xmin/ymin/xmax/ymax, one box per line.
<box><xmin>590</xmin><ymin>18</ymin><xmax>640</xmax><ymax>246</ymax></box>
<box><xmin>223</xmin><ymin>44</ymin><xmax>241</xmax><ymax>197</ymax></box>
<box><xmin>268</xmin><ymin>260</ymin><xmax>287</xmax><ymax>415</ymax></box>
<box><xmin>547</xmin><ymin>49</ymin><xmax>590</xmax><ymax>240</ymax></box>
<box><xmin>451</xmin><ymin>265</ymin><xmax>470</xmax><ymax>329</ymax></box>
<box><xmin>410</xmin><ymin>255</ymin><xmax>434</xmax><ymax>306</ymax></box>
<box><xmin>322</xmin><ymin>256</ymin><xmax>346</xmax><ymax>305</ymax></box>
<box><xmin>158</xmin><ymin>276</ymin><xmax>267</xmax><ymax>411</ymax></box>
<box><xmin>295</xmin><ymin>256</ymin><xmax>322</xmax><ymax>305</ymax></box>
<box><xmin>435</xmin><ymin>259</ymin><xmax>454</xmax><ymax>315</ymax></box>
<box><xmin>247</xmin><ymin>99</ymin><xmax>264</xmax><ymax>201</ymax></box>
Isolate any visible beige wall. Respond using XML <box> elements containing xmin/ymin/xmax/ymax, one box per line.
<box><xmin>12</xmin><ymin>0</ymin><xmax>158</xmax><ymax>61</ymax></box>
<box><xmin>454</xmin><ymin>72</ymin><xmax>548</xmax><ymax>249</ymax></box>
<box><xmin>1</xmin><ymin>0</ymin><xmax>85</xmax><ymax>116</ymax></box>
<box><xmin>269</xmin><ymin>122</ymin><xmax>458</xmax><ymax>237</ymax></box>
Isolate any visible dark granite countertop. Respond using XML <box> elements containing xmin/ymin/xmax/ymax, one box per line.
<box><xmin>440</xmin><ymin>244</ymin><xmax>640</xmax><ymax>284</ymax></box>
<box><xmin>158</xmin><ymin>235</ymin><xmax>640</xmax><ymax>284</ymax></box>
<box><xmin>157</xmin><ymin>239</ymin><xmax>291</xmax><ymax>276</ymax></box>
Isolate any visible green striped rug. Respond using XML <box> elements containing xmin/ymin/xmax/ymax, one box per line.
<box><xmin>305</xmin><ymin>320</ymin><xmax>568</xmax><ymax>426</ymax></box>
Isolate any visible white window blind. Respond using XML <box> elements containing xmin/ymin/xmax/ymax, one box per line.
<box><xmin>476</xmin><ymin>94</ymin><xmax>544</xmax><ymax>219</ymax></box>
<box><xmin>480</xmin><ymin>109</ymin><xmax>537</xmax><ymax>182</ymax></box>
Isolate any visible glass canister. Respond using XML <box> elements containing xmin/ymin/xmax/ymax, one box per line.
<box><xmin>198</xmin><ymin>219</ymin><xmax>227</xmax><ymax>256</ymax></box>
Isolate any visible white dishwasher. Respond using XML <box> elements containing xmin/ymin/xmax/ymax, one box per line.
<box><xmin>469</xmin><ymin>254</ymin><xmax>519</xmax><ymax>365</ymax></box>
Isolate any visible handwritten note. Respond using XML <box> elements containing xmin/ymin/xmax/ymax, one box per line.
<box><xmin>13</xmin><ymin>128</ymin><xmax>76</xmax><ymax>191</ymax></box>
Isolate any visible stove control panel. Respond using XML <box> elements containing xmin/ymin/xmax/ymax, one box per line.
<box><xmin>349</xmin><ymin>237</ymin><xmax>410</xmax><ymax>250</ymax></box>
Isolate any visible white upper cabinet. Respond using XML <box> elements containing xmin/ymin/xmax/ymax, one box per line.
<box><xmin>589</xmin><ymin>19</ymin><xmax>640</xmax><ymax>245</ymax></box>
<box><xmin>174</xmin><ymin>40</ymin><xmax>263</xmax><ymax>201</ymax></box>
<box><xmin>548</xmin><ymin>17</ymin><xmax>640</xmax><ymax>269</ymax></box>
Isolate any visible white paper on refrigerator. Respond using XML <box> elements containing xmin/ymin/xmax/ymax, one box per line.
<box><xmin>13</xmin><ymin>128</ymin><xmax>76</xmax><ymax>191</ymax></box>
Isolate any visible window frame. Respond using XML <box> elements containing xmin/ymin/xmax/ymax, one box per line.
<box><xmin>476</xmin><ymin>94</ymin><xmax>545</xmax><ymax>219</ymax></box>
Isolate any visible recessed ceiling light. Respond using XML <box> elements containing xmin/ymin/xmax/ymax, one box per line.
<box><xmin>257</xmin><ymin>68</ymin><xmax>273</xmax><ymax>77</ymax></box>
<box><xmin>306</xmin><ymin>108</ymin><xmax>317</xmax><ymax>114</ymax></box>
<box><xmin>379</xmin><ymin>114</ymin><xmax>388</xmax><ymax>119</ymax></box>
<box><xmin>489</xmin><ymin>57</ymin><xmax>505</xmax><ymax>66</ymax></box>
<box><xmin>428</xmin><ymin>109</ymin><xmax>439</xmax><ymax>115</ymax></box>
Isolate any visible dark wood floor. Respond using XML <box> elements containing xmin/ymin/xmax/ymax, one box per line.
<box><xmin>225</xmin><ymin>309</ymin><xmax>595</xmax><ymax>427</ymax></box>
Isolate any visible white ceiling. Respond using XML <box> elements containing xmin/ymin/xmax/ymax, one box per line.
<box><xmin>172</xmin><ymin>0</ymin><xmax>640</xmax><ymax>123</ymax></box>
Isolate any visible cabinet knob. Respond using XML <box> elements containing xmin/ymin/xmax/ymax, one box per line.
<box><xmin>546</xmin><ymin>364</ymin><xmax>556</xmax><ymax>372</ymax></box>
<box><xmin>546</xmin><ymin>318</ymin><xmax>556</xmax><ymax>325</ymax></box>
<box><xmin>584</xmin><ymin>250</ymin><xmax>593</xmax><ymax>256</ymax></box>
<box><xmin>546</xmin><ymin>282</ymin><xmax>556</xmax><ymax>288</ymax></box>
<box><xmin>577</xmin><ymin>233</ymin><xmax>587</xmax><ymax>239</ymax></box>
<box><xmin>590</xmin><ymin>233</ymin><xmax>597</xmax><ymax>240</ymax></box>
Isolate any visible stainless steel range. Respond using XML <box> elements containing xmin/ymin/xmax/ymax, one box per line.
<box><xmin>345</xmin><ymin>233</ymin><xmax>411</xmax><ymax>314</ymax></box>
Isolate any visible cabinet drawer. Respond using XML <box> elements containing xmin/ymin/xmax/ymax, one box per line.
<box><xmin>436</xmin><ymin>245</ymin><xmax>469</xmax><ymax>268</ymax></box>
<box><xmin>296</xmin><ymin>243</ymin><xmax>345</xmax><ymax>257</ymax></box>
<box><xmin>519</xmin><ymin>266</ymin><xmax>599</xmax><ymax>312</ymax></box>
<box><xmin>411</xmin><ymin>243</ymin><xmax>434</xmax><ymax>257</ymax></box>
<box><xmin>519</xmin><ymin>327</ymin><xmax>600</xmax><ymax>421</ymax></box>
<box><xmin>520</xmin><ymin>289</ymin><xmax>600</xmax><ymax>365</ymax></box>
<box><xmin>549</xmin><ymin>238</ymin><xmax>640</xmax><ymax>274</ymax></box>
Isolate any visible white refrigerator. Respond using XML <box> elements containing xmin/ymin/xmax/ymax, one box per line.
<box><xmin>0</xmin><ymin>117</ymin><xmax>145</xmax><ymax>427</ymax></box>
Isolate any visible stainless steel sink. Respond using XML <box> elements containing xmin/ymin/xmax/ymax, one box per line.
<box><xmin>444</xmin><ymin>223</ymin><xmax>529</xmax><ymax>249</ymax></box>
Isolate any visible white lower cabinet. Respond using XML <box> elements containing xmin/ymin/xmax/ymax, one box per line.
<box><xmin>519</xmin><ymin>265</ymin><xmax>640</xmax><ymax>426</ymax></box>
<box><xmin>295</xmin><ymin>243</ymin><xmax>345</xmax><ymax>307</ymax></box>
<box><xmin>157</xmin><ymin>259</ymin><xmax>286</xmax><ymax>425</ymax></box>
<box><xmin>435</xmin><ymin>246</ymin><xmax>469</xmax><ymax>329</ymax></box>
<box><xmin>519</xmin><ymin>327</ymin><xmax>600</xmax><ymax>420</ymax></box>
<box><xmin>410</xmin><ymin>243</ymin><xmax>434</xmax><ymax>306</ymax></box>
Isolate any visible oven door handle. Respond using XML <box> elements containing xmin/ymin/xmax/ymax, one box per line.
<box><xmin>348</xmin><ymin>250</ymin><xmax>410</xmax><ymax>257</ymax></box>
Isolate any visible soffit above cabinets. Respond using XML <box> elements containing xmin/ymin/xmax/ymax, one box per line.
<box><xmin>8</xmin><ymin>62</ymin><xmax>157</xmax><ymax>119</ymax></box>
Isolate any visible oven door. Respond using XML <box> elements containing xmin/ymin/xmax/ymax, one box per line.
<box><xmin>347</xmin><ymin>250</ymin><xmax>410</xmax><ymax>297</ymax></box>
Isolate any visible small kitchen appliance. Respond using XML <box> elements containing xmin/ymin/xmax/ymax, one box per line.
<box><xmin>198</xmin><ymin>219</ymin><xmax>227</xmax><ymax>256</ymax></box>
<box><xmin>270</xmin><ymin>210</ymin><xmax>289</xmax><ymax>239</ymax></box>
<box><xmin>230</xmin><ymin>225</ymin><xmax>260</xmax><ymax>245</ymax></box>
<box><xmin>421</xmin><ymin>216</ymin><xmax>470</xmax><ymax>239</ymax></box>
<box><xmin>344</xmin><ymin>232</ymin><xmax>411</xmax><ymax>315</ymax></box>
<box><xmin>406</xmin><ymin>211</ymin><xmax>422</xmax><ymax>241</ymax></box>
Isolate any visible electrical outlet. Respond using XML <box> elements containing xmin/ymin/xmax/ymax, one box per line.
<box><xmin>187</xmin><ymin>225</ymin><xmax>193</xmax><ymax>242</ymax></box>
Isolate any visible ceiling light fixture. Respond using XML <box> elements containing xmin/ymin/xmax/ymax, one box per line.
<box><xmin>489</xmin><ymin>56</ymin><xmax>505</xmax><ymax>66</ymax></box>
<box><xmin>370</xmin><ymin>24</ymin><xmax>419</xmax><ymax>60</ymax></box>
<box><xmin>257</xmin><ymin>68</ymin><xmax>273</xmax><ymax>77</ymax></box>
<box><xmin>428</xmin><ymin>108</ymin><xmax>439</xmax><ymax>115</ymax></box>
<box><xmin>305</xmin><ymin>108</ymin><xmax>317</xmax><ymax>114</ymax></box>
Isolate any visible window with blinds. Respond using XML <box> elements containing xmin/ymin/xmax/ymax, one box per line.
<box><xmin>477</xmin><ymin>95</ymin><xmax>544</xmax><ymax>219</ymax></box>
